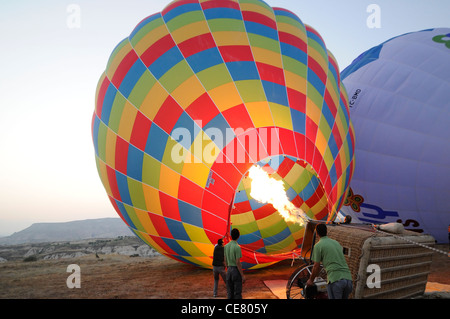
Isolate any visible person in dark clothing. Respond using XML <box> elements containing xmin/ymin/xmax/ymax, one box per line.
<box><xmin>212</xmin><ymin>238</ymin><xmax>226</xmax><ymax>297</ymax></box>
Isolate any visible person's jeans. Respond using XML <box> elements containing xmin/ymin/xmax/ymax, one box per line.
<box><xmin>327</xmin><ymin>279</ymin><xmax>353</xmax><ymax>299</ymax></box>
<box><xmin>213</xmin><ymin>266</ymin><xmax>226</xmax><ymax>296</ymax></box>
<box><xmin>226</xmin><ymin>266</ymin><xmax>242</xmax><ymax>299</ymax></box>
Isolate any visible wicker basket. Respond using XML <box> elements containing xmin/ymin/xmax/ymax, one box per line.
<box><xmin>325</xmin><ymin>224</ymin><xmax>435</xmax><ymax>299</ymax></box>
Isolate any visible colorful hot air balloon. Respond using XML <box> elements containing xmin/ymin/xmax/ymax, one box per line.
<box><xmin>92</xmin><ymin>0</ymin><xmax>355</xmax><ymax>269</ymax></box>
<box><xmin>340</xmin><ymin>28</ymin><xmax>450</xmax><ymax>243</ymax></box>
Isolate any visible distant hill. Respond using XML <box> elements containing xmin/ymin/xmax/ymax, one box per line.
<box><xmin>0</xmin><ymin>218</ymin><xmax>134</xmax><ymax>245</ymax></box>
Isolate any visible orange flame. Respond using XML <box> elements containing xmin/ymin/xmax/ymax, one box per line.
<box><xmin>248</xmin><ymin>165</ymin><xmax>309</xmax><ymax>225</ymax></box>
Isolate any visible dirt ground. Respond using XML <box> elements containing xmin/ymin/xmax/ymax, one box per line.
<box><xmin>0</xmin><ymin>245</ymin><xmax>448</xmax><ymax>299</ymax></box>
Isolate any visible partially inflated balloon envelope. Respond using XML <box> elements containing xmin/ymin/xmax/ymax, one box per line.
<box><xmin>340</xmin><ymin>28</ymin><xmax>450</xmax><ymax>243</ymax></box>
<box><xmin>92</xmin><ymin>0</ymin><xmax>355</xmax><ymax>269</ymax></box>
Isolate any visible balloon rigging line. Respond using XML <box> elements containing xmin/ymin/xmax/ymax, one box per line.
<box><xmin>372</xmin><ymin>225</ymin><xmax>449</xmax><ymax>256</ymax></box>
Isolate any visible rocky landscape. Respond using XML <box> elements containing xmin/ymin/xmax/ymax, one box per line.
<box><xmin>0</xmin><ymin>218</ymin><xmax>133</xmax><ymax>245</ymax></box>
<box><xmin>0</xmin><ymin>236</ymin><xmax>159</xmax><ymax>262</ymax></box>
<box><xmin>0</xmin><ymin>218</ymin><xmax>159</xmax><ymax>262</ymax></box>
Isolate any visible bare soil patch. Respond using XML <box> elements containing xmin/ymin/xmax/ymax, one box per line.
<box><xmin>0</xmin><ymin>245</ymin><xmax>448</xmax><ymax>299</ymax></box>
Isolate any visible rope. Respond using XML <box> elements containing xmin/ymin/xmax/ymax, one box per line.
<box><xmin>291</xmin><ymin>252</ymin><xmax>301</xmax><ymax>267</ymax></box>
<box><xmin>372</xmin><ymin>225</ymin><xmax>449</xmax><ymax>256</ymax></box>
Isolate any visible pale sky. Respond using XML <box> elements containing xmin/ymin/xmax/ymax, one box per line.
<box><xmin>0</xmin><ymin>0</ymin><xmax>449</xmax><ymax>236</ymax></box>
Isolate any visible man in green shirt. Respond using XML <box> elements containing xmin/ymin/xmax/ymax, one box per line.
<box><xmin>224</xmin><ymin>228</ymin><xmax>245</xmax><ymax>299</ymax></box>
<box><xmin>306</xmin><ymin>223</ymin><xmax>353</xmax><ymax>299</ymax></box>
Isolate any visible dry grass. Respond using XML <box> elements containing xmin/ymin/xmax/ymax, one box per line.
<box><xmin>0</xmin><ymin>254</ymin><xmax>288</xmax><ymax>299</ymax></box>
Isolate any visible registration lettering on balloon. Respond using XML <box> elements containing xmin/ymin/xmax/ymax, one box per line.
<box><xmin>92</xmin><ymin>0</ymin><xmax>355</xmax><ymax>269</ymax></box>
<box><xmin>348</xmin><ymin>89</ymin><xmax>362</xmax><ymax>108</ymax></box>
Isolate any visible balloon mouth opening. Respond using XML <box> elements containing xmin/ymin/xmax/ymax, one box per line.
<box><xmin>229</xmin><ymin>155</ymin><xmax>329</xmax><ymax>256</ymax></box>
